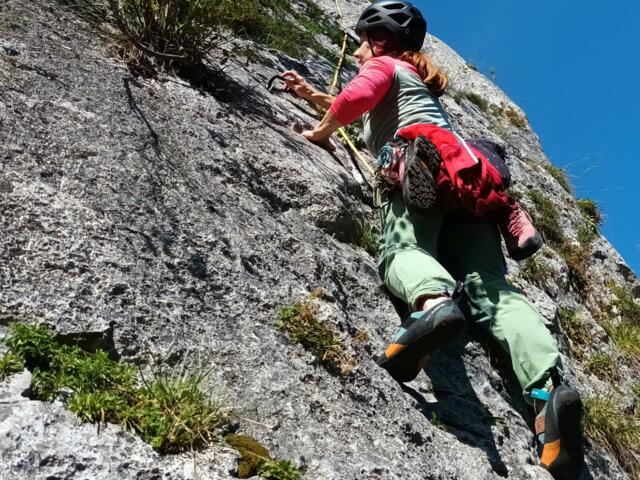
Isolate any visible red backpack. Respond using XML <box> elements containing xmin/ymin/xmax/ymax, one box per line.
<box><xmin>397</xmin><ymin>123</ymin><xmax>510</xmax><ymax>217</ymax></box>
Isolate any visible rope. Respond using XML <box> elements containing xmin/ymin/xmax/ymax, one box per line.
<box><xmin>334</xmin><ymin>0</ymin><xmax>343</xmax><ymax>18</ymax></box>
<box><xmin>328</xmin><ymin>0</ymin><xmax>376</xmax><ymax>178</ymax></box>
<box><xmin>337</xmin><ymin>129</ymin><xmax>375</xmax><ymax>176</ymax></box>
<box><xmin>328</xmin><ymin>33</ymin><xmax>348</xmax><ymax>96</ymax></box>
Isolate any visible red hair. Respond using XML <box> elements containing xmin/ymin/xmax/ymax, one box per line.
<box><xmin>367</xmin><ymin>28</ymin><xmax>448</xmax><ymax>97</ymax></box>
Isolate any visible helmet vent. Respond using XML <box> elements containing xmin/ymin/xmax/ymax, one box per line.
<box><xmin>383</xmin><ymin>2</ymin><xmax>406</xmax><ymax>10</ymax></box>
<box><xmin>362</xmin><ymin>10</ymin><xmax>377</xmax><ymax>20</ymax></box>
<box><xmin>389</xmin><ymin>12</ymin><xmax>410</xmax><ymax>27</ymax></box>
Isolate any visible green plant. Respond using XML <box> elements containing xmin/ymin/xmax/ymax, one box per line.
<box><xmin>6</xmin><ymin>322</ymin><xmax>57</xmax><ymax>369</ymax></box>
<box><xmin>585</xmin><ymin>352</ymin><xmax>618</xmax><ymax>380</ymax></box>
<box><xmin>558</xmin><ymin>242</ymin><xmax>590</xmax><ymax>294</ymax></box>
<box><xmin>0</xmin><ymin>351</ymin><xmax>24</xmax><ymax>379</ymax></box>
<box><xmin>131</xmin><ymin>371</ymin><xmax>227</xmax><ymax>453</ymax></box>
<box><xmin>258</xmin><ymin>459</ymin><xmax>303</xmax><ymax>480</ymax></box>
<box><xmin>462</xmin><ymin>91</ymin><xmax>489</xmax><ymax>113</ymax></box>
<box><xmin>430</xmin><ymin>411</ymin><xmax>446</xmax><ymax>431</ymax></box>
<box><xmin>110</xmin><ymin>0</ymin><xmax>224</xmax><ymax>64</ymax></box>
<box><xmin>527</xmin><ymin>189</ymin><xmax>591</xmax><ymax>292</ymax></box>
<box><xmin>4</xmin><ymin>323</ymin><xmax>227</xmax><ymax>453</ymax></box>
<box><xmin>577</xmin><ymin>198</ymin><xmax>603</xmax><ymax>227</ymax></box>
<box><xmin>577</xmin><ymin>223</ymin><xmax>597</xmax><ymax>249</ymax></box>
<box><xmin>610</xmin><ymin>284</ymin><xmax>640</xmax><ymax>325</ymax></box>
<box><xmin>528</xmin><ymin>190</ymin><xmax>565</xmax><ymax>248</ymax></box>
<box><xmin>109</xmin><ymin>0</ymin><xmax>344</xmax><ymax>71</ymax></box>
<box><xmin>557</xmin><ymin>307</ymin><xmax>588</xmax><ymax>356</ymax></box>
<box><xmin>355</xmin><ymin>219</ymin><xmax>379</xmax><ymax>257</ymax></box>
<box><xmin>225</xmin><ymin>434</ymin><xmax>303</xmax><ymax>479</ymax></box>
<box><xmin>520</xmin><ymin>257</ymin><xmax>550</xmax><ymax>285</ymax></box>
<box><xmin>226</xmin><ymin>434</ymin><xmax>272</xmax><ymax>478</ymax></box>
<box><xmin>583</xmin><ymin>395</ymin><xmax>640</xmax><ymax>478</ymax></box>
<box><xmin>503</xmin><ymin>107</ymin><xmax>527</xmax><ymax>128</ymax></box>
<box><xmin>277</xmin><ymin>301</ymin><xmax>355</xmax><ymax>375</ymax></box>
<box><xmin>602</xmin><ymin>321</ymin><xmax>640</xmax><ymax>363</ymax></box>
<box><xmin>599</xmin><ymin>284</ymin><xmax>640</xmax><ymax>364</ymax></box>
<box><xmin>542</xmin><ymin>164</ymin><xmax>572</xmax><ymax>194</ymax></box>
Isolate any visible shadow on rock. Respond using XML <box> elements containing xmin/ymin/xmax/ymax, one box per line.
<box><xmin>407</xmin><ymin>338</ymin><xmax>510</xmax><ymax>477</ymax></box>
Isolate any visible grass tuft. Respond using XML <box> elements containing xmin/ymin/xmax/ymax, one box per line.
<box><xmin>527</xmin><ymin>190</ymin><xmax>593</xmax><ymax>292</ymax></box>
<box><xmin>557</xmin><ymin>242</ymin><xmax>590</xmax><ymax>294</ymax></box>
<box><xmin>610</xmin><ymin>284</ymin><xmax>640</xmax><ymax>325</ymax></box>
<box><xmin>600</xmin><ymin>284</ymin><xmax>640</xmax><ymax>364</ymax></box>
<box><xmin>110</xmin><ymin>0</ymin><xmax>344</xmax><ymax>71</ymax></box>
<box><xmin>520</xmin><ymin>257</ymin><xmax>550</xmax><ymax>286</ymax></box>
<box><xmin>430</xmin><ymin>411</ymin><xmax>446</xmax><ymax>431</ymax></box>
<box><xmin>577</xmin><ymin>198</ymin><xmax>603</xmax><ymax>228</ymax></box>
<box><xmin>4</xmin><ymin>323</ymin><xmax>227</xmax><ymax>453</ymax></box>
<box><xmin>277</xmin><ymin>300</ymin><xmax>355</xmax><ymax>375</ymax></box>
<box><xmin>0</xmin><ymin>351</ymin><xmax>25</xmax><ymax>380</ymax></box>
<box><xmin>455</xmin><ymin>91</ymin><xmax>489</xmax><ymax>112</ymax></box>
<box><xmin>584</xmin><ymin>352</ymin><xmax>619</xmax><ymax>380</ymax></box>
<box><xmin>542</xmin><ymin>164</ymin><xmax>572</xmax><ymax>193</ymax></box>
<box><xmin>355</xmin><ymin>219</ymin><xmax>379</xmax><ymax>258</ymax></box>
<box><xmin>557</xmin><ymin>307</ymin><xmax>589</xmax><ymax>357</ymax></box>
<box><xmin>131</xmin><ymin>371</ymin><xmax>227</xmax><ymax>453</ymax></box>
<box><xmin>503</xmin><ymin>107</ymin><xmax>527</xmax><ymax>128</ymax></box>
<box><xmin>577</xmin><ymin>223</ymin><xmax>597</xmax><ymax>249</ymax></box>
<box><xmin>583</xmin><ymin>395</ymin><xmax>640</xmax><ymax>478</ymax></box>
<box><xmin>602</xmin><ymin>321</ymin><xmax>640</xmax><ymax>363</ymax></box>
<box><xmin>528</xmin><ymin>190</ymin><xmax>565</xmax><ymax>248</ymax></box>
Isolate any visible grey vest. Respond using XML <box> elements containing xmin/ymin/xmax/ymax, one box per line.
<box><xmin>363</xmin><ymin>65</ymin><xmax>451</xmax><ymax>155</ymax></box>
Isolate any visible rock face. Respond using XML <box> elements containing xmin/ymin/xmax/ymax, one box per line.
<box><xmin>0</xmin><ymin>0</ymin><xmax>637</xmax><ymax>479</ymax></box>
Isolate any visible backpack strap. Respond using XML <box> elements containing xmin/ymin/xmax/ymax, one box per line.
<box><xmin>451</xmin><ymin>131</ymin><xmax>479</xmax><ymax>165</ymax></box>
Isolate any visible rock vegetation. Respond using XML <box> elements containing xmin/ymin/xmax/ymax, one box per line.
<box><xmin>1</xmin><ymin>0</ymin><xmax>639</xmax><ymax>478</ymax></box>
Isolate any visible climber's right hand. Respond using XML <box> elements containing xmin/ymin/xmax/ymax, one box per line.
<box><xmin>282</xmin><ymin>70</ymin><xmax>315</xmax><ymax>101</ymax></box>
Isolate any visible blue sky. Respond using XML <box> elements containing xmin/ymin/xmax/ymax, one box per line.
<box><xmin>414</xmin><ymin>0</ymin><xmax>640</xmax><ymax>275</ymax></box>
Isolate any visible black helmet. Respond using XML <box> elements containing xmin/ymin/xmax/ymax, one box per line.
<box><xmin>355</xmin><ymin>1</ymin><xmax>427</xmax><ymax>52</ymax></box>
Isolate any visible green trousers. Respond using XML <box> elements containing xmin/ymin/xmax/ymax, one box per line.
<box><xmin>377</xmin><ymin>192</ymin><xmax>560</xmax><ymax>402</ymax></box>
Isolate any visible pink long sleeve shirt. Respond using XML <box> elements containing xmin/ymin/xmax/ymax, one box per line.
<box><xmin>329</xmin><ymin>56</ymin><xmax>451</xmax><ymax>155</ymax></box>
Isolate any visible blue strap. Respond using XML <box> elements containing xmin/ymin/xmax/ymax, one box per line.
<box><xmin>531</xmin><ymin>388</ymin><xmax>550</xmax><ymax>402</ymax></box>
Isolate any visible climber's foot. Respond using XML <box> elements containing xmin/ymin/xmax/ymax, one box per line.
<box><xmin>402</xmin><ymin>135</ymin><xmax>441</xmax><ymax>211</ymax></box>
<box><xmin>377</xmin><ymin>299</ymin><xmax>465</xmax><ymax>383</ymax></box>
<box><xmin>535</xmin><ymin>385</ymin><xmax>584</xmax><ymax>480</ymax></box>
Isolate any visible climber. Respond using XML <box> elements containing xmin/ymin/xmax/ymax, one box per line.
<box><xmin>282</xmin><ymin>1</ymin><xmax>583</xmax><ymax>478</ymax></box>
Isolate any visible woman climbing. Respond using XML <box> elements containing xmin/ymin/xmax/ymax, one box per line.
<box><xmin>282</xmin><ymin>2</ymin><xmax>583</xmax><ymax>478</ymax></box>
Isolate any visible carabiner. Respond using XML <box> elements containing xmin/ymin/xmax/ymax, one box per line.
<box><xmin>266</xmin><ymin>75</ymin><xmax>289</xmax><ymax>93</ymax></box>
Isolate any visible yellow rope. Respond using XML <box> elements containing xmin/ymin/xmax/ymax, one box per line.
<box><xmin>334</xmin><ymin>0</ymin><xmax>343</xmax><ymax>18</ymax></box>
<box><xmin>337</xmin><ymin>128</ymin><xmax>375</xmax><ymax>176</ymax></box>
<box><xmin>326</xmin><ymin>0</ymin><xmax>376</xmax><ymax>178</ymax></box>
<box><xmin>328</xmin><ymin>33</ymin><xmax>348</xmax><ymax>96</ymax></box>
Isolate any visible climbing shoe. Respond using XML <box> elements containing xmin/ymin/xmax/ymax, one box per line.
<box><xmin>377</xmin><ymin>291</ymin><xmax>465</xmax><ymax>383</ymax></box>
<box><xmin>533</xmin><ymin>385</ymin><xmax>584</xmax><ymax>480</ymax></box>
<box><xmin>402</xmin><ymin>135</ymin><xmax>441</xmax><ymax>211</ymax></box>
<box><xmin>498</xmin><ymin>200</ymin><xmax>543</xmax><ymax>261</ymax></box>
